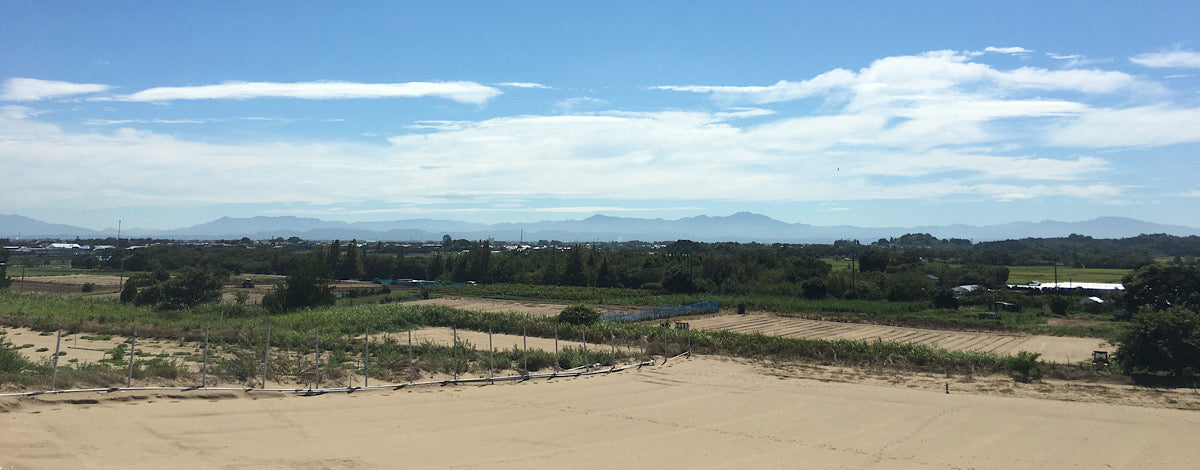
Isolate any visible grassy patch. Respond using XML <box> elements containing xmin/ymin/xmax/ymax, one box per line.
<box><xmin>1005</xmin><ymin>265</ymin><xmax>1130</xmax><ymax>284</ymax></box>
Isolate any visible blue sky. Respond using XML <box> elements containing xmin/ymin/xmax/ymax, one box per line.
<box><xmin>2</xmin><ymin>1</ymin><xmax>1199</xmax><ymax>231</ymax></box>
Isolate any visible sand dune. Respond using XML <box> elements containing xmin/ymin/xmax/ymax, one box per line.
<box><xmin>3</xmin><ymin>356</ymin><xmax>1197</xmax><ymax>469</ymax></box>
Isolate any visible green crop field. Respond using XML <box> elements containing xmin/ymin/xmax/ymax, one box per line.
<box><xmin>1004</xmin><ymin>266</ymin><xmax>1130</xmax><ymax>285</ymax></box>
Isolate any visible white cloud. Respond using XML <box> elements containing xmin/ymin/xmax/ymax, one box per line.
<box><xmin>1131</xmin><ymin>51</ymin><xmax>1200</xmax><ymax>69</ymax></box>
<box><xmin>658</xmin><ymin>50</ymin><xmax>1137</xmax><ymax>112</ymax></box>
<box><xmin>0</xmin><ymin>107</ymin><xmax>1121</xmax><ymax>213</ymax></box>
<box><xmin>496</xmin><ymin>82</ymin><xmax>551</xmax><ymax>89</ymax></box>
<box><xmin>555</xmin><ymin>97</ymin><xmax>610</xmax><ymax>112</ymax></box>
<box><xmin>1047</xmin><ymin>106</ymin><xmax>1200</xmax><ymax>147</ymax></box>
<box><xmin>1</xmin><ymin>78</ymin><xmax>111</xmax><ymax>101</ymax></box>
<box><xmin>653</xmin><ymin>68</ymin><xmax>856</xmax><ymax>104</ymax></box>
<box><xmin>86</xmin><ymin>118</ymin><xmax>217</xmax><ymax>125</ymax></box>
<box><xmin>985</xmin><ymin>46</ymin><xmax>1033</xmax><ymax>56</ymax></box>
<box><xmin>114</xmin><ymin>80</ymin><xmax>501</xmax><ymax>104</ymax></box>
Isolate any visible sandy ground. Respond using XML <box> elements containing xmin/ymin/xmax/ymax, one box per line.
<box><xmin>2</xmin><ymin>355</ymin><xmax>1198</xmax><ymax>469</ymax></box>
<box><xmin>685</xmin><ymin>313</ymin><xmax>1109</xmax><ymax>363</ymax></box>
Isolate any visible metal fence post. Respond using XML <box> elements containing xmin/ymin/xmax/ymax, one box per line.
<box><xmin>202</xmin><ymin>327</ymin><xmax>210</xmax><ymax>388</ymax></box>
<box><xmin>610</xmin><ymin>327</ymin><xmax>615</xmax><ymax>370</ymax></box>
<box><xmin>488</xmin><ymin>328</ymin><xmax>494</xmax><ymax>383</ymax></box>
<box><xmin>582</xmin><ymin>326</ymin><xmax>588</xmax><ymax>372</ymax></box>
<box><xmin>553</xmin><ymin>326</ymin><xmax>559</xmax><ymax>374</ymax></box>
<box><xmin>262</xmin><ymin>324</ymin><xmax>272</xmax><ymax>389</ymax></box>
<box><xmin>408</xmin><ymin>327</ymin><xmax>413</xmax><ymax>384</ymax></box>
<box><xmin>126</xmin><ymin>331</ymin><xmax>137</xmax><ymax>388</ymax></box>
<box><xmin>452</xmin><ymin>326</ymin><xmax>458</xmax><ymax>382</ymax></box>
<box><xmin>363</xmin><ymin>327</ymin><xmax>370</xmax><ymax>388</ymax></box>
<box><xmin>314</xmin><ymin>328</ymin><xmax>320</xmax><ymax>390</ymax></box>
<box><xmin>522</xmin><ymin>325</ymin><xmax>528</xmax><ymax>376</ymax></box>
<box><xmin>50</xmin><ymin>329</ymin><xmax>61</xmax><ymax>391</ymax></box>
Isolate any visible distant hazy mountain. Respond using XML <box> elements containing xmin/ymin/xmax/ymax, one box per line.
<box><xmin>0</xmin><ymin>214</ymin><xmax>104</xmax><ymax>239</ymax></box>
<box><xmin>3</xmin><ymin>212</ymin><xmax>1199</xmax><ymax>243</ymax></box>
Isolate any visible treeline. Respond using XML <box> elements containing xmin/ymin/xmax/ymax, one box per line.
<box><xmin>868</xmin><ymin>233</ymin><xmax>1200</xmax><ymax>269</ymax></box>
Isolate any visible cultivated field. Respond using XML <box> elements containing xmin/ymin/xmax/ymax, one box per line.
<box><xmin>688</xmin><ymin>314</ymin><xmax>1110</xmax><ymax>363</ymax></box>
<box><xmin>417</xmin><ymin>298</ymin><xmax>1111</xmax><ymax>363</ymax></box>
<box><xmin>2</xmin><ymin>355</ymin><xmax>1197</xmax><ymax>469</ymax></box>
<box><xmin>408</xmin><ymin>296</ymin><xmax>622</xmax><ymax>317</ymax></box>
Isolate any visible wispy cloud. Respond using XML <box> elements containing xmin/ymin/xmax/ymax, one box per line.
<box><xmin>1131</xmin><ymin>50</ymin><xmax>1200</xmax><ymax>69</ymax></box>
<box><xmin>86</xmin><ymin>118</ymin><xmax>217</xmax><ymax>125</ymax></box>
<box><xmin>496</xmin><ymin>82</ymin><xmax>551</xmax><ymax>89</ymax></box>
<box><xmin>113</xmin><ymin>80</ymin><xmax>501</xmax><ymax>104</ymax></box>
<box><xmin>985</xmin><ymin>46</ymin><xmax>1033</xmax><ymax>56</ymax></box>
<box><xmin>656</xmin><ymin>50</ymin><xmax>1136</xmax><ymax>107</ymax></box>
<box><xmin>1</xmin><ymin>78</ymin><xmax>111</xmax><ymax>101</ymax></box>
<box><xmin>555</xmin><ymin>97</ymin><xmax>610</xmax><ymax>112</ymax></box>
<box><xmin>1047</xmin><ymin>106</ymin><xmax>1200</xmax><ymax>147</ymax></box>
<box><xmin>0</xmin><ymin>106</ymin><xmax>1125</xmax><ymax>213</ymax></box>
<box><xmin>653</xmin><ymin>69</ymin><xmax>855</xmax><ymax>104</ymax></box>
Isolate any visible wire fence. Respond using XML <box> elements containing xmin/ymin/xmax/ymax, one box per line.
<box><xmin>1</xmin><ymin>325</ymin><xmax>688</xmax><ymax>399</ymax></box>
<box><xmin>600</xmin><ymin>301</ymin><xmax>720</xmax><ymax>323</ymax></box>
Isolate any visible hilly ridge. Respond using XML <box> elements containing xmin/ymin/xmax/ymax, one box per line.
<box><xmin>2</xmin><ymin>212</ymin><xmax>1198</xmax><ymax>243</ymax></box>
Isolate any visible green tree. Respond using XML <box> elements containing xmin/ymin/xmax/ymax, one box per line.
<box><xmin>0</xmin><ymin>249</ymin><xmax>9</xmax><ymax>289</ymax></box>
<box><xmin>858</xmin><ymin>247</ymin><xmax>890</xmax><ymax>272</ymax></box>
<box><xmin>134</xmin><ymin>266</ymin><xmax>227</xmax><ymax>309</ymax></box>
<box><xmin>557</xmin><ymin>305</ymin><xmax>601</xmax><ymax>326</ymax></box>
<box><xmin>1048</xmin><ymin>296</ymin><xmax>1070</xmax><ymax>316</ymax></box>
<box><xmin>120</xmin><ymin>278</ymin><xmax>138</xmax><ymax>303</ymax></box>
<box><xmin>932</xmin><ymin>289</ymin><xmax>959</xmax><ymax>309</ymax></box>
<box><xmin>1122</xmin><ymin>264</ymin><xmax>1200</xmax><ymax>315</ymax></box>
<box><xmin>325</xmin><ymin>240</ymin><xmax>342</xmax><ymax>276</ymax></box>
<box><xmin>262</xmin><ymin>258</ymin><xmax>335</xmax><ymax>313</ymax></box>
<box><xmin>1115</xmin><ymin>307</ymin><xmax>1200</xmax><ymax>377</ymax></box>
<box><xmin>1005</xmin><ymin>351</ymin><xmax>1044</xmax><ymax>383</ymax></box>
<box><xmin>560</xmin><ymin>245</ymin><xmax>586</xmax><ymax>286</ymax></box>
<box><xmin>339</xmin><ymin>239</ymin><xmax>362</xmax><ymax>280</ymax></box>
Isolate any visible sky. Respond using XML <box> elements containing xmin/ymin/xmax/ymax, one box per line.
<box><xmin>2</xmin><ymin>1</ymin><xmax>1199</xmax><ymax>231</ymax></box>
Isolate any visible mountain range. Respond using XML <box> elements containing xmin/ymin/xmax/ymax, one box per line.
<box><xmin>3</xmin><ymin>213</ymin><xmax>1199</xmax><ymax>244</ymax></box>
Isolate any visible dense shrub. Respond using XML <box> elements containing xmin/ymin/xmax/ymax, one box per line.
<box><xmin>557</xmin><ymin>305</ymin><xmax>601</xmax><ymax>325</ymax></box>
<box><xmin>1116</xmin><ymin>307</ymin><xmax>1200</xmax><ymax>377</ymax></box>
<box><xmin>1004</xmin><ymin>351</ymin><xmax>1043</xmax><ymax>382</ymax></box>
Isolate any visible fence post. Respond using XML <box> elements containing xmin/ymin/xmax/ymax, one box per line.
<box><xmin>488</xmin><ymin>328</ymin><xmax>494</xmax><ymax>383</ymax></box>
<box><xmin>582</xmin><ymin>326</ymin><xmax>588</xmax><ymax>372</ymax></box>
<box><xmin>553</xmin><ymin>326</ymin><xmax>559</xmax><ymax>374</ymax></box>
<box><xmin>408</xmin><ymin>327</ymin><xmax>413</xmax><ymax>385</ymax></box>
<box><xmin>202</xmin><ymin>327</ymin><xmax>210</xmax><ymax>388</ymax></box>
<box><xmin>610</xmin><ymin>327</ymin><xmax>615</xmax><ymax>371</ymax></box>
<box><xmin>363</xmin><ymin>327</ymin><xmax>370</xmax><ymax>388</ymax></box>
<box><xmin>50</xmin><ymin>329</ymin><xmax>61</xmax><ymax>391</ymax></box>
<box><xmin>126</xmin><ymin>330</ymin><xmax>137</xmax><ymax>388</ymax></box>
<box><xmin>522</xmin><ymin>325</ymin><xmax>528</xmax><ymax>376</ymax></box>
<box><xmin>452</xmin><ymin>326</ymin><xmax>458</xmax><ymax>382</ymax></box>
<box><xmin>314</xmin><ymin>328</ymin><xmax>320</xmax><ymax>390</ymax></box>
<box><xmin>262</xmin><ymin>324</ymin><xmax>272</xmax><ymax>389</ymax></box>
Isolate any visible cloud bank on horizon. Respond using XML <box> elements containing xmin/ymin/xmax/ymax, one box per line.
<box><xmin>1</xmin><ymin>3</ymin><xmax>1198</xmax><ymax>230</ymax></box>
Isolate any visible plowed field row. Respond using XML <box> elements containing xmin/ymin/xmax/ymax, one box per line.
<box><xmin>688</xmin><ymin>314</ymin><xmax>1110</xmax><ymax>363</ymax></box>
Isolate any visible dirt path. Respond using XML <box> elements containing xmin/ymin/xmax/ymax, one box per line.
<box><xmin>689</xmin><ymin>313</ymin><xmax>1110</xmax><ymax>363</ymax></box>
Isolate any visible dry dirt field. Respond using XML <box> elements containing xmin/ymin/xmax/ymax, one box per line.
<box><xmin>408</xmin><ymin>296</ymin><xmax>616</xmax><ymax>317</ymax></box>
<box><xmin>2</xmin><ymin>355</ymin><xmax>1198</xmax><ymax>469</ymax></box>
<box><xmin>418</xmin><ymin>298</ymin><xmax>1110</xmax><ymax>363</ymax></box>
<box><xmin>688</xmin><ymin>313</ymin><xmax>1110</xmax><ymax>364</ymax></box>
